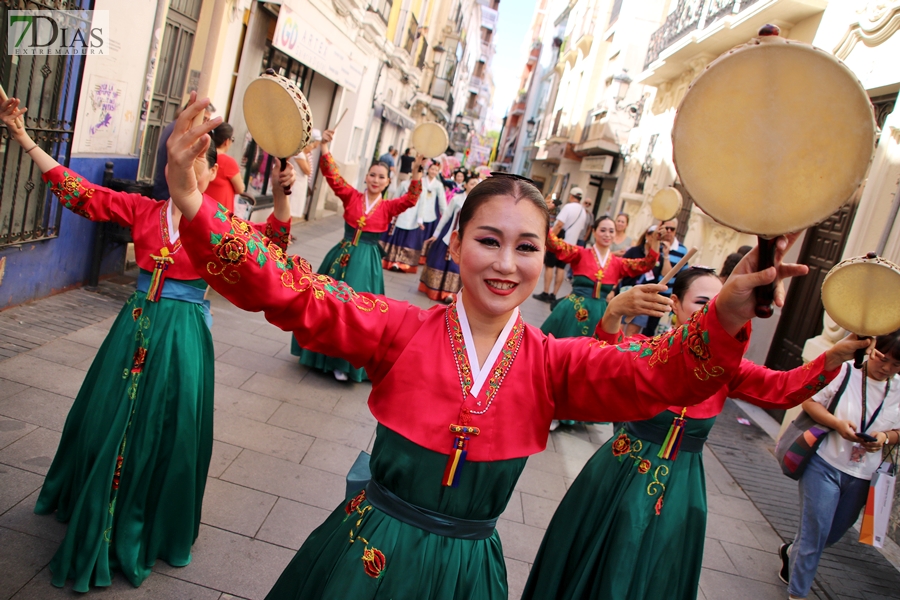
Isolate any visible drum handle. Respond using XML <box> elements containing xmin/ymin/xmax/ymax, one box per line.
<box><xmin>854</xmin><ymin>337</ymin><xmax>870</xmax><ymax>369</ymax></box>
<box><xmin>280</xmin><ymin>157</ymin><xmax>292</xmax><ymax>195</ymax></box>
<box><xmin>754</xmin><ymin>236</ymin><xmax>777</xmax><ymax>318</ymax></box>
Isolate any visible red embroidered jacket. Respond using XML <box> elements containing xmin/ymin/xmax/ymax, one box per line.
<box><xmin>180</xmin><ymin>199</ymin><xmax>752</xmax><ymax>461</ymax></box>
<box><xmin>43</xmin><ymin>166</ymin><xmax>291</xmax><ymax>280</ymax></box>
<box><xmin>547</xmin><ymin>232</ymin><xmax>658</xmax><ymax>284</ymax></box>
<box><xmin>593</xmin><ymin>327</ymin><xmax>839</xmax><ymax>419</ymax></box>
<box><xmin>319</xmin><ymin>153</ymin><xmax>421</xmax><ymax>233</ymax></box>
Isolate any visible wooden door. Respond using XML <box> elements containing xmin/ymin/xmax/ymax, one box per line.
<box><xmin>765</xmin><ymin>203</ymin><xmax>856</xmax><ymax>372</ymax></box>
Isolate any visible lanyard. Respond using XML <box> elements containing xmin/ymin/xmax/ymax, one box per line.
<box><xmin>861</xmin><ymin>362</ymin><xmax>891</xmax><ymax>434</ymax></box>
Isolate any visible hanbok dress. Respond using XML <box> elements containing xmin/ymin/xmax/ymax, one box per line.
<box><xmin>382</xmin><ymin>174</ymin><xmax>443</xmax><ymax>272</ymax></box>
<box><xmin>35</xmin><ymin>167</ymin><xmax>290</xmax><ymax>591</ymax></box>
<box><xmin>522</xmin><ymin>327</ymin><xmax>839</xmax><ymax>600</ymax></box>
<box><xmin>177</xmin><ymin>198</ymin><xmax>752</xmax><ymax>600</ymax></box>
<box><xmin>541</xmin><ymin>232</ymin><xmax>658</xmax><ymax>339</ymax></box>
<box><xmin>418</xmin><ymin>191</ymin><xmax>466</xmax><ymax>301</ymax></box>
<box><xmin>292</xmin><ymin>152</ymin><xmax>421</xmax><ymax>381</ymax></box>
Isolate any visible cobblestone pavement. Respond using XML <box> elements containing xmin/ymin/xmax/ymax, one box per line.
<box><xmin>1</xmin><ymin>214</ymin><xmax>897</xmax><ymax>599</ymax></box>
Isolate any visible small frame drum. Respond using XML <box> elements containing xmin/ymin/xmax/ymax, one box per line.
<box><xmin>411</xmin><ymin>122</ymin><xmax>449</xmax><ymax>159</ymax></box>
<box><xmin>671</xmin><ymin>25</ymin><xmax>877</xmax><ymax>316</ymax></box>
<box><xmin>822</xmin><ymin>253</ymin><xmax>900</xmax><ymax>367</ymax></box>
<box><xmin>822</xmin><ymin>253</ymin><xmax>900</xmax><ymax>338</ymax></box>
<box><xmin>243</xmin><ymin>69</ymin><xmax>314</xmax><ymax>193</ymax></box>
<box><xmin>650</xmin><ymin>187</ymin><xmax>682</xmax><ymax>222</ymax></box>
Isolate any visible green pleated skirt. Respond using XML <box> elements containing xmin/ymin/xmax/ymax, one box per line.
<box><xmin>540</xmin><ymin>279</ymin><xmax>612</xmax><ymax>339</ymax></box>
<box><xmin>293</xmin><ymin>225</ymin><xmax>384</xmax><ymax>382</ymax></box>
<box><xmin>35</xmin><ymin>288</ymin><xmax>215</xmax><ymax>591</ymax></box>
<box><xmin>522</xmin><ymin>412</ymin><xmax>716</xmax><ymax>600</ymax></box>
<box><xmin>266</xmin><ymin>424</ymin><xmax>526</xmax><ymax>599</ymax></box>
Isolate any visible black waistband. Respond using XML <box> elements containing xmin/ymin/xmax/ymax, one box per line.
<box><xmin>625</xmin><ymin>419</ymin><xmax>707</xmax><ymax>453</ymax></box>
<box><xmin>364</xmin><ymin>479</ymin><xmax>498</xmax><ymax>540</ymax></box>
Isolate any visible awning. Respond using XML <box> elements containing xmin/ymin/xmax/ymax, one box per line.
<box><xmin>381</xmin><ymin>104</ymin><xmax>417</xmax><ymax>131</ymax></box>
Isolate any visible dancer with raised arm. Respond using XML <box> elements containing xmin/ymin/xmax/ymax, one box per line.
<box><xmin>291</xmin><ymin>128</ymin><xmax>424</xmax><ymax>381</ymax></box>
<box><xmin>522</xmin><ymin>269</ymin><xmax>867</xmax><ymax>600</ymax></box>
<box><xmin>165</xmin><ymin>95</ymin><xmax>812</xmax><ymax>600</ymax></box>
<box><xmin>0</xmin><ymin>96</ymin><xmax>294</xmax><ymax>591</ymax></box>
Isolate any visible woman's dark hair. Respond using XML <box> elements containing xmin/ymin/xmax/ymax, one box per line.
<box><xmin>737</xmin><ymin>245</ymin><xmax>752</xmax><ymax>256</ymax></box>
<box><xmin>212</xmin><ymin>123</ymin><xmax>233</xmax><ymax>148</ymax></box>
<box><xmin>457</xmin><ymin>176</ymin><xmax>548</xmax><ymax>237</ymax></box>
<box><xmin>616</xmin><ymin>212</ymin><xmax>630</xmax><ymax>225</ymax></box>
<box><xmin>403</xmin><ymin>148</ymin><xmax>411</xmax><ymax>155</ymax></box>
<box><xmin>593</xmin><ymin>214</ymin><xmax>615</xmax><ymax>230</ymax></box>
<box><xmin>368</xmin><ymin>161</ymin><xmax>391</xmax><ymax>176</ymax></box>
<box><xmin>875</xmin><ymin>329</ymin><xmax>900</xmax><ymax>362</ymax></box>
<box><xmin>205</xmin><ymin>133</ymin><xmax>217</xmax><ymax>169</ymax></box>
<box><xmin>672</xmin><ymin>267</ymin><xmax>718</xmax><ymax>301</ymax></box>
<box><xmin>720</xmin><ymin>252</ymin><xmax>743</xmax><ymax>279</ymax></box>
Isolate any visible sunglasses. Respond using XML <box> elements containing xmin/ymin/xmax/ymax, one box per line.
<box><xmin>490</xmin><ymin>172</ymin><xmax>536</xmax><ymax>185</ymax></box>
<box><xmin>662</xmin><ymin>226</ymin><xmax>677</xmax><ymax>232</ymax></box>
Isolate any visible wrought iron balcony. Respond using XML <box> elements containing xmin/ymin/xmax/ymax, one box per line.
<box><xmin>644</xmin><ymin>0</ymin><xmax>764</xmax><ymax>68</ymax></box>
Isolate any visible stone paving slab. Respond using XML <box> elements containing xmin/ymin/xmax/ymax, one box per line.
<box><xmin>2</xmin><ymin>213</ymin><xmax>887</xmax><ymax>599</ymax></box>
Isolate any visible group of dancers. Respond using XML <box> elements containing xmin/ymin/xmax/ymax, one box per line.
<box><xmin>0</xmin><ymin>91</ymin><xmax>878</xmax><ymax>600</ymax></box>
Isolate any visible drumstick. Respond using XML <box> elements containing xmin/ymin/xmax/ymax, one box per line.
<box><xmin>622</xmin><ymin>247</ymin><xmax>698</xmax><ymax>325</ymax></box>
<box><xmin>0</xmin><ymin>84</ymin><xmax>25</xmax><ymax>129</ymax></box>
<box><xmin>332</xmin><ymin>108</ymin><xmax>349</xmax><ymax>130</ymax></box>
<box><xmin>658</xmin><ymin>247</ymin><xmax>698</xmax><ymax>287</ymax></box>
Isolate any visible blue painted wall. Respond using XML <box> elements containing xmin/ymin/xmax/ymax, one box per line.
<box><xmin>0</xmin><ymin>156</ymin><xmax>139</xmax><ymax>309</ymax></box>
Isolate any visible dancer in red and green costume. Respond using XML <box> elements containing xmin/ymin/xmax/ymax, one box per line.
<box><xmin>166</xmin><ymin>94</ymin><xmax>814</xmax><ymax>600</ymax></box>
<box><xmin>292</xmin><ymin>128</ymin><xmax>425</xmax><ymax>381</ymax></box>
<box><xmin>0</xmin><ymin>96</ymin><xmax>294</xmax><ymax>591</ymax></box>
<box><xmin>522</xmin><ymin>268</ymin><xmax>868</xmax><ymax>600</ymax></box>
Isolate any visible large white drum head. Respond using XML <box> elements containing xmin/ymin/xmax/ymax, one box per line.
<box><xmin>822</xmin><ymin>258</ymin><xmax>900</xmax><ymax>337</ymax></box>
<box><xmin>672</xmin><ymin>38</ymin><xmax>875</xmax><ymax>237</ymax></box>
<box><xmin>243</xmin><ymin>74</ymin><xmax>312</xmax><ymax>158</ymax></box>
<box><xmin>412</xmin><ymin>122</ymin><xmax>449</xmax><ymax>159</ymax></box>
<box><xmin>651</xmin><ymin>187</ymin><xmax>682</xmax><ymax>221</ymax></box>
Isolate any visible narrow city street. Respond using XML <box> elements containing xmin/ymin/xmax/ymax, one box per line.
<box><xmin>1</xmin><ymin>215</ymin><xmax>894</xmax><ymax>600</ymax></box>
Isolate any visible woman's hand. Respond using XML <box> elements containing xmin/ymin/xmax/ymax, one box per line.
<box><xmin>823</xmin><ymin>334</ymin><xmax>872</xmax><ymax>372</ymax></box>
<box><xmin>410</xmin><ymin>155</ymin><xmax>425</xmax><ymax>181</ymax></box>
<box><xmin>863</xmin><ymin>431</ymin><xmax>888</xmax><ymax>453</ymax></box>
<box><xmin>715</xmin><ymin>232</ymin><xmax>808</xmax><ymax>336</ymax></box>
<box><xmin>319</xmin><ymin>129</ymin><xmax>334</xmax><ymax>155</ymax></box>
<box><xmin>0</xmin><ymin>98</ymin><xmax>29</xmax><ymax>144</ymax></box>
<box><xmin>599</xmin><ymin>283</ymin><xmax>671</xmax><ymax>335</ymax></box>
<box><xmin>270</xmin><ymin>159</ymin><xmax>295</xmax><ymax>223</ymax></box>
<box><xmin>834</xmin><ymin>419</ymin><xmax>862</xmax><ymax>443</ymax></box>
<box><xmin>0</xmin><ymin>97</ymin><xmax>59</xmax><ymax>172</ymax></box>
<box><xmin>166</xmin><ymin>92</ymin><xmax>223</xmax><ymax>220</ymax></box>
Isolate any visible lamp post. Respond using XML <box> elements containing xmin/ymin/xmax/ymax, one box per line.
<box><xmin>612</xmin><ymin>69</ymin><xmax>632</xmax><ymax>103</ymax></box>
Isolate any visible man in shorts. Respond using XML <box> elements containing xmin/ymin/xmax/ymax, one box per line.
<box><xmin>532</xmin><ymin>187</ymin><xmax>589</xmax><ymax>307</ymax></box>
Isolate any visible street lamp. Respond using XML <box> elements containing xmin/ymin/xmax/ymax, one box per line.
<box><xmin>526</xmin><ymin>117</ymin><xmax>536</xmax><ymax>135</ymax></box>
<box><xmin>612</xmin><ymin>69</ymin><xmax>632</xmax><ymax>103</ymax></box>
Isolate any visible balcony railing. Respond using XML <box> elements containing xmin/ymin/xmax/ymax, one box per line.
<box><xmin>644</xmin><ymin>0</ymin><xmax>766</xmax><ymax>68</ymax></box>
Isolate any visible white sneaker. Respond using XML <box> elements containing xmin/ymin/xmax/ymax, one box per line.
<box><xmin>333</xmin><ymin>369</ymin><xmax>349</xmax><ymax>381</ymax></box>
<box><xmin>549</xmin><ymin>420</ymin><xmax>560</xmax><ymax>432</ymax></box>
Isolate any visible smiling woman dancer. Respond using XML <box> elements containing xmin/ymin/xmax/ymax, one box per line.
<box><xmin>166</xmin><ymin>95</ymin><xmax>809</xmax><ymax>600</ymax></box>
<box><xmin>291</xmin><ymin>129</ymin><xmax>424</xmax><ymax>381</ymax></box>
<box><xmin>0</xmin><ymin>96</ymin><xmax>293</xmax><ymax>591</ymax></box>
<box><xmin>521</xmin><ymin>268</ymin><xmax>867</xmax><ymax>600</ymax></box>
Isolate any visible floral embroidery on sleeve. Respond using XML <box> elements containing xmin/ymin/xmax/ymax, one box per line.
<box><xmin>546</xmin><ymin>231</ymin><xmax>580</xmax><ymax>262</ymax></box>
<box><xmin>48</xmin><ymin>170</ymin><xmax>94</xmax><ymax>218</ymax></box>
<box><xmin>263</xmin><ymin>221</ymin><xmax>291</xmax><ymax>251</ymax></box>
<box><xmin>205</xmin><ymin>204</ymin><xmax>388</xmax><ymax>314</ymax></box>
<box><xmin>613</xmin><ymin>304</ymin><xmax>725</xmax><ymax>381</ymax></box>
